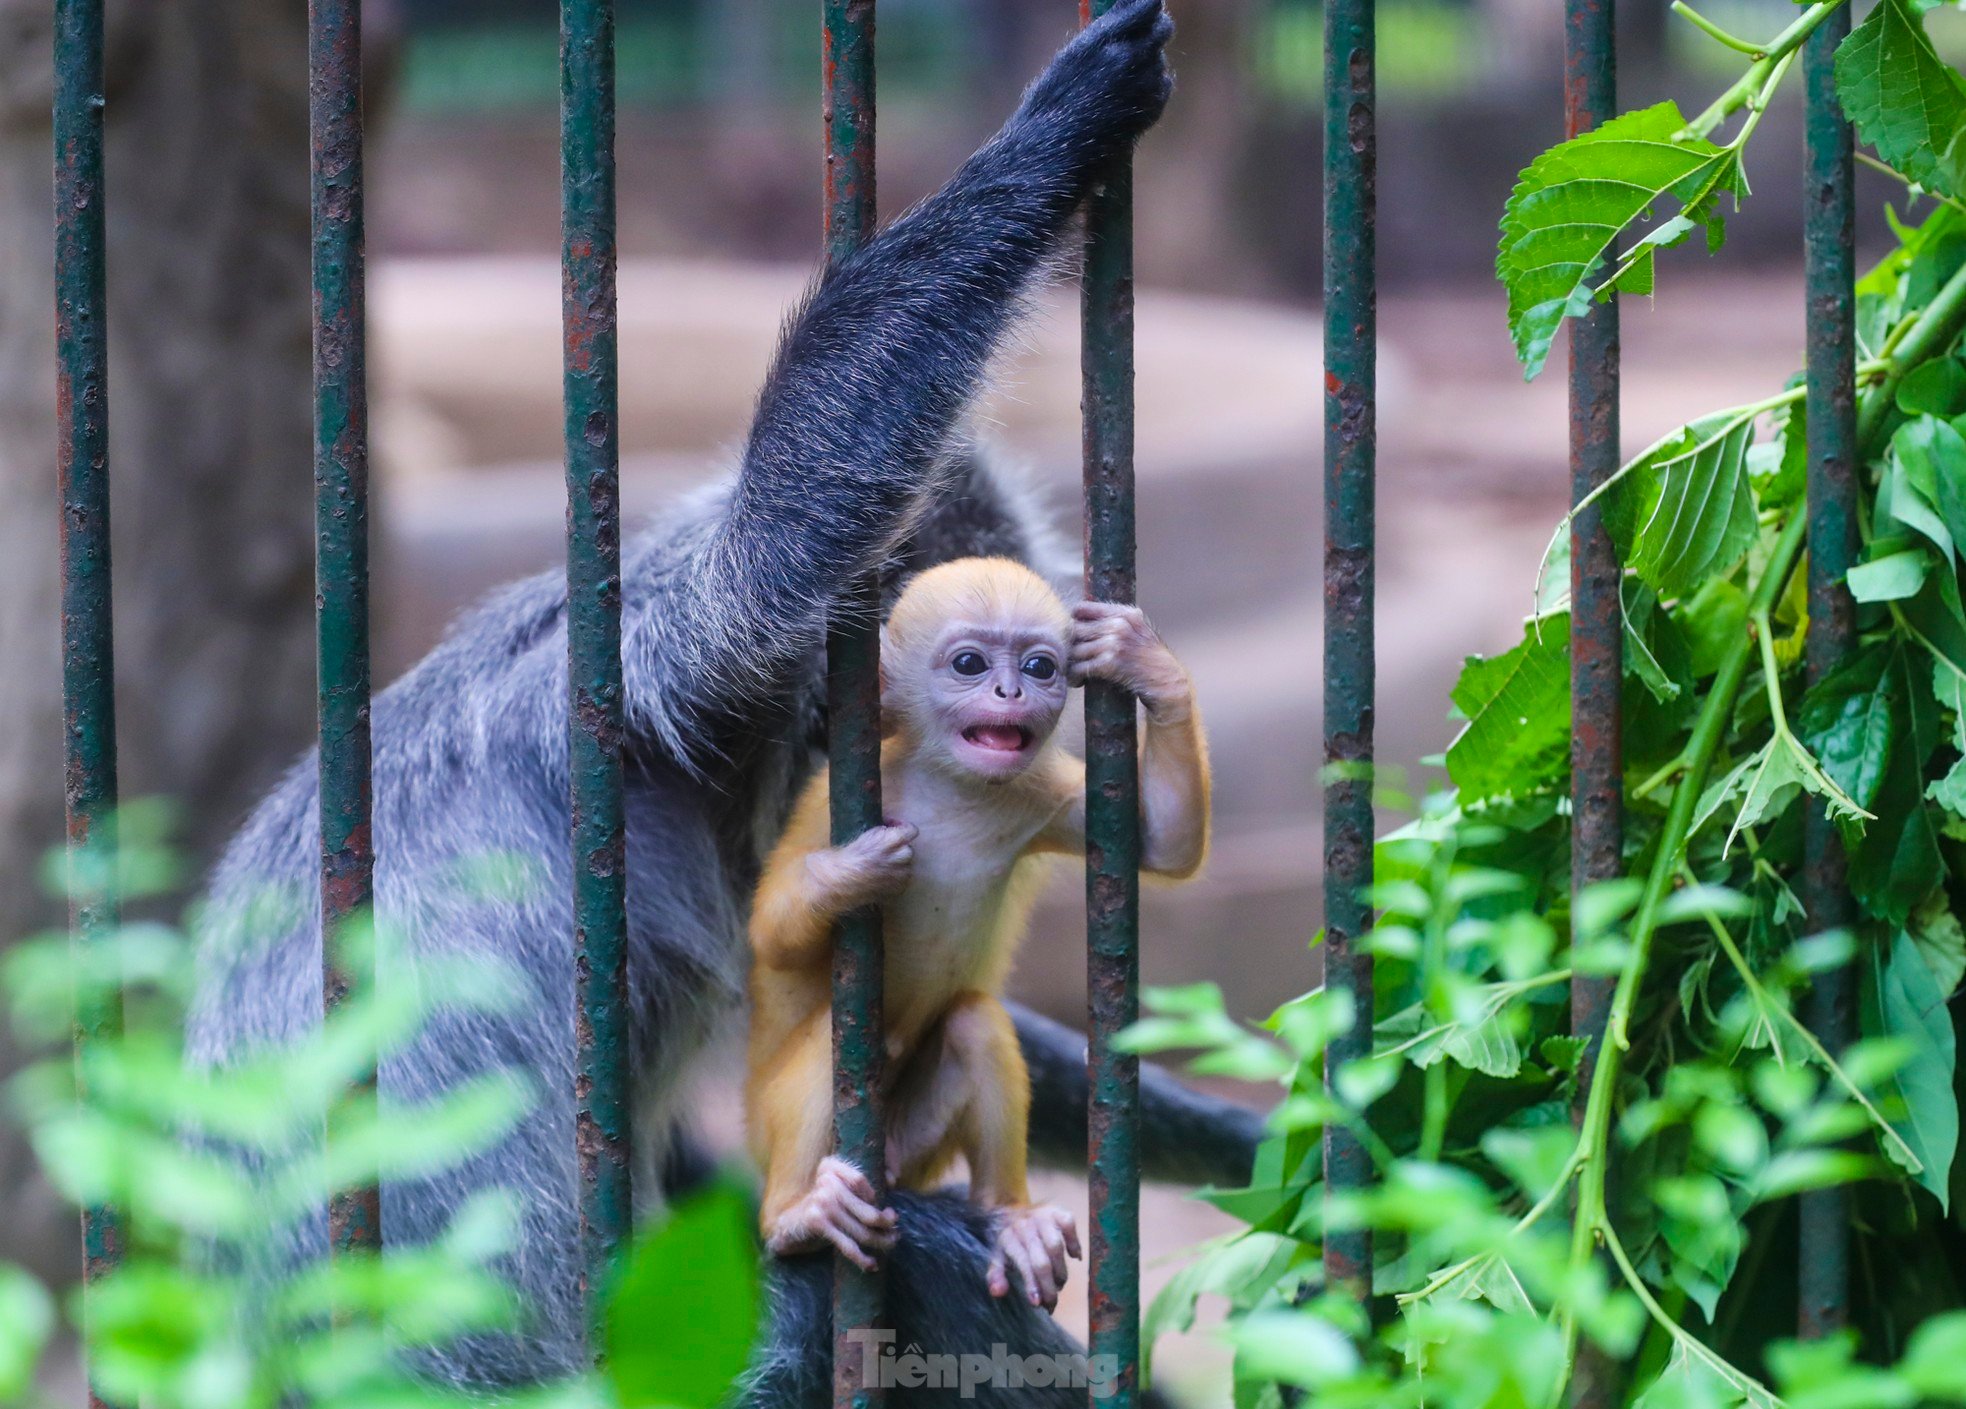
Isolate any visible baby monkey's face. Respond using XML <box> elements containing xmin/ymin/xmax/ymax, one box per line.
<box><xmin>918</xmin><ymin>618</ymin><xmax>1071</xmax><ymax>781</ymax></box>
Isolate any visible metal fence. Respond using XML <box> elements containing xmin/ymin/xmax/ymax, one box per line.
<box><xmin>49</xmin><ymin>0</ymin><xmax>1862</xmax><ymax>1406</ymax></box>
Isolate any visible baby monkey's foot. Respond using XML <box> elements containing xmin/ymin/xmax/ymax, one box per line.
<box><xmin>986</xmin><ymin>1204</ymin><xmax>1082</xmax><ymax>1312</ymax></box>
<box><xmin>766</xmin><ymin>1157</ymin><xmax>899</xmax><ymax>1272</ymax></box>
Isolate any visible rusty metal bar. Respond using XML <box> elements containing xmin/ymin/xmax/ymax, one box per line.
<box><xmin>822</xmin><ymin>3</ymin><xmax>884</xmax><ymax>1404</ymax></box>
<box><xmin>1564</xmin><ymin>3</ymin><xmax>1619</xmax><ymax>1401</ymax></box>
<box><xmin>561</xmin><ymin>0</ymin><xmax>633</xmax><ymax>1311</ymax></box>
<box><xmin>54</xmin><ymin>0</ymin><xmax>123</xmax><ymax>1392</ymax></box>
<box><xmin>309</xmin><ymin>0</ymin><xmax>380</xmax><ymax>1258</ymax></box>
<box><xmin>1080</xmin><ymin>0</ymin><xmax>1143</xmax><ymax>1401</ymax></box>
<box><xmin>1799</xmin><ymin>0</ymin><xmax>1856</xmax><ymax>1342</ymax></box>
<box><xmin>1322</xmin><ymin>0</ymin><xmax>1375</xmax><ymax>1307</ymax></box>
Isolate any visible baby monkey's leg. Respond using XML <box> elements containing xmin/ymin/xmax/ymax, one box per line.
<box><xmin>885</xmin><ymin>1000</ymin><xmax>995</xmax><ymax>1187</ymax></box>
<box><xmin>755</xmin><ymin>1018</ymin><xmax>899</xmax><ymax>1270</ymax></box>
<box><xmin>920</xmin><ymin>994</ymin><xmax>1084</xmax><ymax>1311</ymax></box>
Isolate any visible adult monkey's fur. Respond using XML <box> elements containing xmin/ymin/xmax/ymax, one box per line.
<box><xmin>189</xmin><ymin>1</ymin><xmax>1261</xmax><ymax>1399</ymax></box>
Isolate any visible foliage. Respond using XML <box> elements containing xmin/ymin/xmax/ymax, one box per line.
<box><xmin>0</xmin><ymin>811</ymin><xmax>759</xmax><ymax>1409</ymax></box>
<box><xmin>1136</xmin><ymin>3</ymin><xmax>1966</xmax><ymax>1406</ymax></box>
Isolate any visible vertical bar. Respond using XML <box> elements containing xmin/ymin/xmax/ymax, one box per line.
<box><xmin>1321</xmin><ymin>0</ymin><xmax>1375</xmax><ymax>1306</ymax></box>
<box><xmin>54</xmin><ymin>0</ymin><xmax>123</xmax><ymax>1395</ymax></box>
<box><xmin>1564</xmin><ymin>3</ymin><xmax>1619</xmax><ymax>1402</ymax></box>
<box><xmin>1799</xmin><ymin>0</ymin><xmax>1856</xmax><ymax>1343</ymax></box>
<box><xmin>822</xmin><ymin>5</ymin><xmax>884</xmax><ymax>1406</ymax></box>
<box><xmin>1080</xmin><ymin>1</ymin><xmax>1142</xmax><ymax>1403</ymax></box>
<box><xmin>562</xmin><ymin>0</ymin><xmax>633</xmax><ymax>1312</ymax></box>
<box><xmin>309</xmin><ymin>0</ymin><xmax>380</xmax><ymax>1257</ymax></box>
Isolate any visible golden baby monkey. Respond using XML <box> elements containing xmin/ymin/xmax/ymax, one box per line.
<box><xmin>746</xmin><ymin>557</ymin><xmax>1211</xmax><ymax>1310</ymax></box>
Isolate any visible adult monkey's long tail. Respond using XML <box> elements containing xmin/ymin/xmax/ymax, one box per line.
<box><xmin>629</xmin><ymin>0</ymin><xmax>1176</xmax><ymax>739</ymax></box>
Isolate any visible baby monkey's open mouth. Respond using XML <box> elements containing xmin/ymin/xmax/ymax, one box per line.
<box><xmin>962</xmin><ymin>723</ymin><xmax>1033</xmax><ymax>753</ymax></box>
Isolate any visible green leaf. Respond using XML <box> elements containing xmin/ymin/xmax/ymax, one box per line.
<box><xmin>1749</xmin><ymin>410</ymin><xmax>1806</xmax><ymax>512</ymax></box>
<box><xmin>1848</xmin><ymin>550</ymin><xmax>1932</xmax><ymax>603</ymax></box>
<box><xmin>1698</xmin><ymin>730</ymin><xmax>1868</xmax><ymax>859</ymax></box>
<box><xmin>1908</xmin><ymin>893</ymin><xmax>1966</xmax><ymax>997</ymax></box>
<box><xmin>1886</xmin><ymin>416</ymin><xmax>1966</xmax><ymax>561</ymax></box>
<box><xmin>1681</xmin><ymin>578</ymin><xmax>1752</xmax><ymax>677</ymax></box>
<box><xmin>604</xmin><ymin>1182</ymin><xmax>762</xmax><ymax>1409</ymax></box>
<box><xmin>1144</xmin><ymin>1234</ymin><xmax>1294</xmax><ymax>1380</ymax></box>
<box><xmin>1802</xmin><ymin>643</ymin><xmax>1946</xmax><ymax>921</ymax></box>
<box><xmin>1626</xmin><ymin>581</ymin><xmax>1695</xmax><ymax>704</ymax></box>
<box><xmin>1481</xmin><ymin>1125</ymin><xmax>1579</xmax><ymax>1204</ymax></box>
<box><xmin>1634</xmin><ymin>1338</ymin><xmax>1771</xmax><ymax>1409</ymax></box>
<box><xmin>1446</xmin><ymin>615</ymin><xmax>1572</xmax><ymax>803</ymax></box>
<box><xmin>1897</xmin><ymin>355</ymin><xmax>1966</xmax><ymax>417</ymax></box>
<box><xmin>1605</xmin><ymin>413</ymin><xmax>1759</xmax><ymax>598</ymax></box>
<box><xmin>1227</xmin><ymin>1310</ymin><xmax>1362</xmax><ymax>1390</ymax></box>
<box><xmin>1901</xmin><ymin>1311</ymin><xmax>1966</xmax><ymax>1401</ymax></box>
<box><xmin>1499</xmin><ymin>101</ymin><xmax>1742</xmax><ymax>379</ymax></box>
<box><xmin>1800</xmin><ymin>645</ymin><xmax>1899</xmax><ymax>810</ymax></box>
<box><xmin>1859</xmin><ymin>931</ymin><xmax>1959</xmax><ymax>1208</ymax></box>
<box><xmin>1836</xmin><ymin>0</ymin><xmax>1966</xmax><ymax>200</ymax></box>
<box><xmin>0</xmin><ymin>1265</ymin><xmax>53</xmax><ymax>1401</ymax></box>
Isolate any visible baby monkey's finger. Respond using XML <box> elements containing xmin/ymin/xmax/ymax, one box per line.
<box><xmin>1061</xmin><ymin>1213</ymin><xmax>1084</xmax><ymax>1261</ymax></box>
<box><xmin>1007</xmin><ymin>1238</ymin><xmax>1044</xmax><ymax>1307</ymax></box>
<box><xmin>820</xmin><ymin>1222</ymin><xmax>881</xmax><ymax>1273</ymax></box>
<box><xmin>821</xmin><ymin>1158</ymin><xmax>894</xmax><ymax>1224</ymax></box>
<box><xmin>841</xmin><ymin>1208</ymin><xmax>900</xmax><ymax>1252</ymax></box>
<box><xmin>1036</xmin><ymin>1218</ymin><xmax>1071</xmax><ymax>1283</ymax></box>
<box><xmin>1022</xmin><ymin>1225</ymin><xmax>1061</xmax><ymax>1308</ymax></box>
<box><xmin>986</xmin><ymin>1252</ymin><xmax>1012</xmax><ymax>1299</ymax></box>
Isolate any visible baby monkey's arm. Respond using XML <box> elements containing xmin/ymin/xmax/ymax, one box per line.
<box><xmin>1059</xmin><ymin>602</ymin><xmax>1212</xmax><ymax>878</ymax></box>
<box><xmin>750</xmin><ymin>777</ymin><xmax>918</xmax><ymax>971</ymax></box>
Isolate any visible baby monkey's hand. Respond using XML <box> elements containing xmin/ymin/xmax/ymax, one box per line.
<box><xmin>807</xmin><ymin>822</ymin><xmax>918</xmax><ymax>913</ymax></box>
<box><xmin>1070</xmin><ymin>602</ymin><xmax>1194</xmax><ymax>723</ymax></box>
<box><xmin>987</xmin><ymin>1204</ymin><xmax>1083</xmax><ymax>1312</ymax></box>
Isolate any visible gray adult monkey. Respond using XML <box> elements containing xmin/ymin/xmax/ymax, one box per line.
<box><xmin>191</xmin><ymin>2</ymin><xmax>1261</xmax><ymax>1398</ymax></box>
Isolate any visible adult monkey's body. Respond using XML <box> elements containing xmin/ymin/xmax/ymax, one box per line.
<box><xmin>190</xmin><ymin>3</ymin><xmax>1259</xmax><ymax>1399</ymax></box>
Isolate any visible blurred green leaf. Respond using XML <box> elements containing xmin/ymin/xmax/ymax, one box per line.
<box><xmin>604</xmin><ymin>1182</ymin><xmax>761</xmax><ymax>1409</ymax></box>
<box><xmin>0</xmin><ymin>1264</ymin><xmax>54</xmax><ymax>1401</ymax></box>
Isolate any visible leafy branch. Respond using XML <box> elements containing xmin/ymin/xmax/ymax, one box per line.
<box><xmin>1497</xmin><ymin>0</ymin><xmax>1848</xmax><ymax>380</ymax></box>
<box><xmin>1555</xmin><ymin>253</ymin><xmax>1966</xmax><ymax>1397</ymax></box>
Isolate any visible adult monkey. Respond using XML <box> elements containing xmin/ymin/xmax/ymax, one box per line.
<box><xmin>191</xmin><ymin>0</ymin><xmax>1259</xmax><ymax>1397</ymax></box>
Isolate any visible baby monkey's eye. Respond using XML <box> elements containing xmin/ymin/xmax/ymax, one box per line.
<box><xmin>951</xmin><ymin>651</ymin><xmax>989</xmax><ymax>677</ymax></box>
<box><xmin>1022</xmin><ymin>655</ymin><xmax>1058</xmax><ymax>681</ymax></box>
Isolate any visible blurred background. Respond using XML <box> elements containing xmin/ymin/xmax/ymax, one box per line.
<box><xmin>0</xmin><ymin>0</ymin><xmax>1953</xmax><ymax>1397</ymax></box>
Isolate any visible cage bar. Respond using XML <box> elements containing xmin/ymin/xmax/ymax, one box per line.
<box><xmin>309</xmin><ymin>0</ymin><xmax>381</xmax><ymax>1257</ymax></box>
<box><xmin>561</xmin><ymin>0</ymin><xmax>634</xmax><ymax>1307</ymax></box>
<box><xmin>821</xmin><ymin>3</ymin><xmax>885</xmax><ymax>1404</ymax></box>
<box><xmin>1563</xmin><ymin>3</ymin><xmax>1620</xmax><ymax>1402</ymax></box>
<box><xmin>1079</xmin><ymin>0</ymin><xmax>1144</xmax><ymax>1401</ymax></box>
<box><xmin>1799</xmin><ymin>0</ymin><xmax>1856</xmax><ymax>1342</ymax></box>
<box><xmin>1321</xmin><ymin>0</ymin><xmax>1376</xmax><ymax>1306</ymax></box>
<box><xmin>54</xmin><ymin>0</ymin><xmax>124</xmax><ymax>1389</ymax></box>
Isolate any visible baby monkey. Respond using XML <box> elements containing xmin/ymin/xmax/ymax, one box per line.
<box><xmin>746</xmin><ymin>557</ymin><xmax>1210</xmax><ymax>1310</ymax></box>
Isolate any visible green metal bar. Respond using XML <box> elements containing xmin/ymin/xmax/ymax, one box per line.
<box><xmin>54</xmin><ymin>0</ymin><xmax>123</xmax><ymax>1394</ymax></box>
<box><xmin>1564</xmin><ymin>4</ymin><xmax>1619</xmax><ymax>1403</ymax></box>
<box><xmin>561</xmin><ymin>0</ymin><xmax>633</xmax><ymax>1315</ymax></box>
<box><xmin>1322</xmin><ymin>0</ymin><xmax>1375</xmax><ymax>1307</ymax></box>
<box><xmin>822</xmin><ymin>4</ymin><xmax>884</xmax><ymax>1405</ymax></box>
<box><xmin>308</xmin><ymin>0</ymin><xmax>380</xmax><ymax>1258</ymax></box>
<box><xmin>1799</xmin><ymin>0</ymin><xmax>1855</xmax><ymax>1342</ymax></box>
<box><xmin>1081</xmin><ymin>1</ymin><xmax>1142</xmax><ymax>1403</ymax></box>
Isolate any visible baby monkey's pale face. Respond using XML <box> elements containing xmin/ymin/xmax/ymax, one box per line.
<box><xmin>917</xmin><ymin>617</ymin><xmax>1071</xmax><ymax>781</ymax></box>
